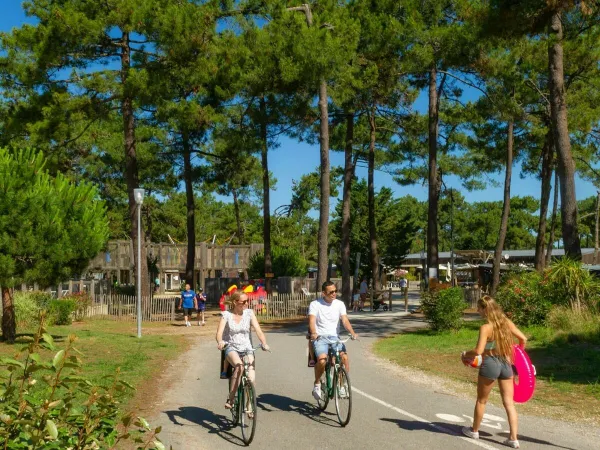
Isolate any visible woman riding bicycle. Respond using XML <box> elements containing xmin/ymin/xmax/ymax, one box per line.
<box><xmin>215</xmin><ymin>291</ymin><xmax>270</xmax><ymax>410</ymax></box>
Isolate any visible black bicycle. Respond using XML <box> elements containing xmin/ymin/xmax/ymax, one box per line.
<box><xmin>314</xmin><ymin>336</ymin><xmax>353</xmax><ymax>426</ymax></box>
<box><xmin>224</xmin><ymin>344</ymin><xmax>269</xmax><ymax>445</ymax></box>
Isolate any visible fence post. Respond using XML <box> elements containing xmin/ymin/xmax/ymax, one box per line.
<box><xmin>170</xmin><ymin>299</ymin><xmax>175</xmax><ymax>323</ymax></box>
<box><xmin>404</xmin><ymin>285</ymin><xmax>409</xmax><ymax>312</ymax></box>
<box><xmin>388</xmin><ymin>286</ymin><xmax>392</xmax><ymax>312</ymax></box>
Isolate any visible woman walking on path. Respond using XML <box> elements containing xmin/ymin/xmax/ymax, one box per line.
<box><xmin>215</xmin><ymin>292</ymin><xmax>270</xmax><ymax>410</ymax></box>
<box><xmin>461</xmin><ymin>295</ymin><xmax>527</xmax><ymax>449</ymax></box>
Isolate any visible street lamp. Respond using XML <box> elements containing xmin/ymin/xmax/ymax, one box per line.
<box><xmin>133</xmin><ymin>188</ymin><xmax>145</xmax><ymax>339</ymax></box>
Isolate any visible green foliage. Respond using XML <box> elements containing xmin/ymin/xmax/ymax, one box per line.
<box><xmin>247</xmin><ymin>246</ymin><xmax>307</xmax><ymax>279</ymax></box>
<box><xmin>48</xmin><ymin>300</ymin><xmax>77</xmax><ymax>326</ymax></box>
<box><xmin>421</xmin><ymin>287</ymin><xmax>465</xmax><ymax>331</ymax></box>
<box><xmin>14</xmin><ymin>292</ymin><xmax>43</xmax><ymax>330</ymax></box>
<box><xmin>545</xmin><ymin>258</ymin><xmax>600</xmax><ymax>312</ymax></box>
<box><xmin>0</xmin><ymin>148</ymin><xmax>109</xmax><ymax>288</ymax></box>
<box><xmin>546</xmin><ymin>306</ymin><xmax>600</xmax><ymax>343</ymax></box>
<box><xmin>495</xmin><ymin>271</ymin><xmax>552</xmax><ymax>326</ymax></box>
<box><xmin>0</xmin><ymin>317</ymin><xmax>165</xmax><ymax>449</ymax></box>
<box><xmin>62</xmin><ymin>292</ymin><xmax>92</xmax><ymax>322</ymax></box>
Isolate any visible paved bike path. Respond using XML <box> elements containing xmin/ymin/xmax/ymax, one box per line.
<box><xmin>150</xmin><ymin>314</ymin><xmax>600</xmax><ymax>449</ymax></box>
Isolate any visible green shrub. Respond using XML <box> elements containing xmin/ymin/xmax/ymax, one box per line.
<box><xmin>495</xmin><ymin>271</ymin><xmax>552</xmax><ymax>326</ymax></box>
<box><xmin>545</xmin><ymin>258</ymin><xmax>600</xmax><ymax>313</ymax></box>
<box><xmin>546</xmin><ymin>306</ymin><xmax>600</xmax><ymax>343</ymax></box>
<box><xmin>49</xmin><ymin>299</ymin><xmax>77</xmax><ymax>325</ymax></box>
<box><xmin>421</xmin><ymin>287</ymin><xmax>465</xmax><ymax>331</ymax></box>
<box><xmin>248</xmin><ymin>246</ymin><xmax>307</xmax><ymax>278</ymax></box>
<box><xmin>14</xmin><ymin>292</ymin><xmax>42</xmax><ymax>330</ymax></box>
<box><xmin>0</xmin><ymin>317</ymin><xmax>165</xmax><ymax>448</ymax></box>
<box><xmin>63</xmin><ymin>292</ymin><xmax>92</xmax><ymax>322</ymax></box>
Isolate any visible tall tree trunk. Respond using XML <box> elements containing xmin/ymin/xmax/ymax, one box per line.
<box><xmin>341</xmin><ymin>111</ymin><xmax>354</xmax><ymax>307</ymax></box>
<box><xmin>546</xmin><ymin>169</ymin><xmax>559</xmax><ymax>266</ymax></box>
<box><xmin>316</xmin><ymin>81</ymin><xmax>330</xmax><ymax>294</ymax></box>
<box><xmin>534</xmin><ymin>130</ymin><xmax>554</xmax><ymax>272</ymax></box>
<box><xmin>232</xmin><ymin>189</ymin><xmax>244</xmax><ymax>245</ymax></box>
<box><xmin>182</xmin><ymin>131</ymin><xmax>196</xmax><ymax>288</ymax></box>
<box><xmin>1</xmin><ymin>287</ymin><xmax>15</xmax><ymax>343</ymax></box>
<box><xmin>122</xmin><ymin>32</ymin><xmax>149</xmax><ymax>299</ymax></box>
<box><xmin>368</xmin><ymin>109</ymin><xmax>380</xmax><ymax>292</ymax></box>
<box><xmin>491</xmin><ymin>121</ymin><xmax>514</xmax><ymax>295</ymax></box>
<box><xmin>548</xmin><ymin>11</ymin><xmax>581</xmax><ymax>259</ymax></box>
<box><xmin>595</xmin><ymin>191</ymin><xmax>600</xmax><ymax>264</ymax></box>
<box><xmin>259</xmin><ymin>97</ymin><xmax>273</xmax><ymax>293</ymax></box>
<box><xmin>427</xmin><ymin>66</ymin><xmax>440</xmax><ymax>285</ymax></box>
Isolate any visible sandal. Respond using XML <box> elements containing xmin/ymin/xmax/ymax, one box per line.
<box><xmin>246</xmin><ymin>409</ymin><xmax>255</xmax><ymax>419</ymax></box>
<box><xmin>308</xmin><ymin>360</ymin><xmax>316</xmax><ymax>367</ymax></box>
<box><xmin>224</xmin><ymin>397</ymin><xmax>234</xmax><ymax>409</ymax></box>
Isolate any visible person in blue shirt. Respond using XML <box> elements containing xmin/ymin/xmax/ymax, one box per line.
<box><xmin>179</xmin><ymin>283</ymin><xmax>197</xmax><ymax>327</ymax></box>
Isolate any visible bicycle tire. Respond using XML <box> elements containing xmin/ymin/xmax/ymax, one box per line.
<box><xmin>316</xmin><ymin>362</ymin><xmax>333</xmax><ymax>411</ymax></box>
<box><xmin>334</xmin><ymin>366</ymin><xmax>352</xmax><ymax>426</ymax></box>
<box><xmin>240</xmin><ymin>380</ymin><xmax>258</xmax><ymax>445</ymax></box>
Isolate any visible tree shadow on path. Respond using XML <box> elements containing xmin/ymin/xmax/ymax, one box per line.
<box><xmin>164</xmin><ymin>406</ymin><xmax>245</xmax><ymax>447</ymax></box>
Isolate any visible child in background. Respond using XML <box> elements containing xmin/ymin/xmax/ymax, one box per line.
<box><xmin>196</xmin><ymin>288</ymin><xmax>207</xmax><ymax>326</ymax></box>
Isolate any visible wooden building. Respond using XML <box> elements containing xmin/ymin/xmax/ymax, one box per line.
<box><xmin>85</xmin><ymin>240</ymin><xmax>264</xmax><ymax>293</ymax></box>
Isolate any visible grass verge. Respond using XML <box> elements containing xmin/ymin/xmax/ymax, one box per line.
<box><xmin>0</xmin><ymin>319</ymin><xmax>188</xmax><ymax>407</ymax></box>
<box><xmin>373</xmin><ymin>320</ymin><xmax>600</xmax><ymax>424</ymax></box>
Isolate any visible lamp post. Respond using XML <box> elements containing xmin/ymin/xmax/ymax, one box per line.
<box><xmin>133</xmin><ymin>188</ymin><xmax>145</xmax><ymax>339</ymax></box>
<box><xmin>450</xmin><ymin>187</ymin><xmax>455</xmax><ymax>287</ymax></box>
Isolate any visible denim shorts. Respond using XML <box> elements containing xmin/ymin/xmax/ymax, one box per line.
<box><xmin>479</xmin><ymin>355</ymin><xmax>513</xmax><ymax>380</ymax></box>
<box><xmin>313</xmin><ymin>336</ymin><xmax>346</xmax><ymax>358</ymax></box>
<box><xmin>224</xmin><ymin>347</ymin><xmax>254</xmax><ymax>358</ymax></box>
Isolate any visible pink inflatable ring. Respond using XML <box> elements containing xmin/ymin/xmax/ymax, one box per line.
<box><xmin>512</xmin><ymin>344</ymin><xmax>536</xmax><ymax>403</ymax></box>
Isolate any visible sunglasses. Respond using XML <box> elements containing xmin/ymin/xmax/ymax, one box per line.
<box><xmin>325</xmin><ymin>290</ymin><xmax>337</xmax><ymax>295</ymax></box>
<box><xmin>237</xmin><ymin>300</ymin><xmax>248</xmax><ymax>305</ymax></box>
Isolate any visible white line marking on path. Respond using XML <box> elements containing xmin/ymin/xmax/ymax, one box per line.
<box><xmin>353</xmin><ymin>387</ymin><xmax>500</xmax><ymax>450</ymax></box>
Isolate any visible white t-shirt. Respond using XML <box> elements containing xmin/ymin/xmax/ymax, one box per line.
<box><xmin>308</xmin><ymin>298</ymin><xmax>347</xmax><ymax>337</ymax></box>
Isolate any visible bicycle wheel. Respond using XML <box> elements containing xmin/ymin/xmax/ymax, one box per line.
<box><xmin>240</xmin><ymin>380</ymin><xmax>257</xmax><ymax>445</ymax></box>
<box><xmin>316</xmin><ymin>362</ymin><xmax>333</xmax><ymax>411</ymax></box>
<box><xmin>334</xmin><ymin>366</ymin><xmax>352</xmax><ymax>426</ymax></box>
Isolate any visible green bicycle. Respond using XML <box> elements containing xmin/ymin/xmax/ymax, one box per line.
<box><xmin>225</xmin><ymin>344</ymin><xmax>269</xmax><ymax>446</ymax></box>
<box><xmin>315</xmin><ymin>336</ymin><xmax>353</xmax><ymax>426</ymax></box>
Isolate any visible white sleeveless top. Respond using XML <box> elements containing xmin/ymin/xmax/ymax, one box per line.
<box><xmin>222</xmin><ymin>309</ymin><xmax>254</xmax><ymax>352</ymax></box>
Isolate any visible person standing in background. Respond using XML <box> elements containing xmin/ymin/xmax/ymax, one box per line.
<box><xmin>179</xmin><ymin>283</ymin><xmax>196</xmax><ymax>327</ymax></box>
<box><xmin>196</xmin><ymin>287</ymin><xmax>207</xmax><ymax>326</ymax></box>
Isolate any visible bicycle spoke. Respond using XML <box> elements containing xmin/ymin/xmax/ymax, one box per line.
<box><xmin>335</xmin><ymin>366</ymin><xmax>352</xmax><ymax>427</ymax></box>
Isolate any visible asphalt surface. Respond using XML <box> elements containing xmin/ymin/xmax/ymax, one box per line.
<box><xmin>150</xmin><ymin>291</ymin><xmax>600</xmax><ymax>450</ymax></box>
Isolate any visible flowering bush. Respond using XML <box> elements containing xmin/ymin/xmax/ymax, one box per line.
<box><xmin>495</xmin><ymin>271</ymin><xmax>552</xmax><ymax>326</ymax></box>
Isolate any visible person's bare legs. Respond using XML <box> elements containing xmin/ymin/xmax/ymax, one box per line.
<box><xmin>472</xmin><ymin>376</ymin><xmax>495</xmax><ymax>433</ymax></box>
<box><xmin>313</xmin><ymin>353</ymin><xmax>328</xmax><ymax>385</ymax></box>
<box><xmin>340</xmin><ymin>351</ymin><xmax>350</xmax><ymax>373</ymax></box>
<box><xmin>498</xmin><ymin>377</ymin><xmax>518</xmax><ymax>441</ymax></box>
<box><xmin>226</xmin><ymin>351</ymin><xmax>243</xmax><ymax>406</ymax></box>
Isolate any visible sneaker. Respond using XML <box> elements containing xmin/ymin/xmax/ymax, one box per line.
<box><xmin>220</xmin><ymin>371</ymin><xmax>228</xmax><ymax>379</ymax></box>
<box><xmin>197</xmin><ymin>321</ymin><xmax>201</xmax><ymax>326</ymax></box>
<box><xmin>461</xmin><ymin>427</ymin><xmax>479</xmax><ymax>439</ymax></box>
<box><xmin>338</xmin><ymin>386</ymin><xmax>348</xmax><ymax>398</ymax></box>
<box><xmin>186</xmin><ymin>322</ymin><xmax>191</xmax><ymax>327</ymax></box>
<box><xmin>312</xmin><ymin>384</ymin><xmax>322</xmax><ymax>401</ymax></box>
<box><xmin>202</xmin><ymin>321</ymin><xmax>206</xmax><ymax>326</ymax></box>
<box><xmin>503</xmin><ymin>439</ymin><xmax>520</xmax><ymax>449</ymax></box>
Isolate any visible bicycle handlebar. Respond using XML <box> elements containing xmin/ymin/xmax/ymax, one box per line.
<box><xmin>316</xmin><ymin>335</ymin><xmax>355</xmax><ymax>344</ymax></box>
<box><xmin>221</xmin><ymin>342</ymin><xmax>271</xmax><ymax>352</ymax></box>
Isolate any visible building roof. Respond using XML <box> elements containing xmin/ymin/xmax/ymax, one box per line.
<box><xmin>403</xmin><ymin>248</ymin><xmax>596</xmax><ymax>260</ymax></box>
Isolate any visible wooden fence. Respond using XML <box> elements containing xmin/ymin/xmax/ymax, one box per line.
<box><xmin>248</xmin><ymin>292</ymin><xmax>312</xmax><ymax>322</ymax></box>
<box><xmin>82</xmin><ymin>295</ymin><xmax>178</xmax><ymax>322</ymax></box>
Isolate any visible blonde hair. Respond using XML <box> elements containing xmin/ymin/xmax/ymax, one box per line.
<box><xmin>477</xmin><ymin>295</ymin><xmax>513</xmax><ymax>362</ymax></box>
<box><xmin>228</xmin><ymin>291</ymin><xmax>246</xmax><ymax>308</ymax></box>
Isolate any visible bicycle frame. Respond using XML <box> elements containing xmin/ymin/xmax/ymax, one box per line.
<box><xmin>318</xmin><ymin>336</ymin><xmax>350</xmax><ymax>399</ymax></box>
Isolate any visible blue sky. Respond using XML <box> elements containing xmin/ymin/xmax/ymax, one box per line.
<box><xmin>2</xmin><ymin>2</ymin><xmax>598</xmax><ymax>215</ymax></box>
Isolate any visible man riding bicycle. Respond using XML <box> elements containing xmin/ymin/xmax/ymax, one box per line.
<box><xmin>308</xmin><ymin>281</ymin><xmax>358</xmax><ymax>401</ymax></box>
